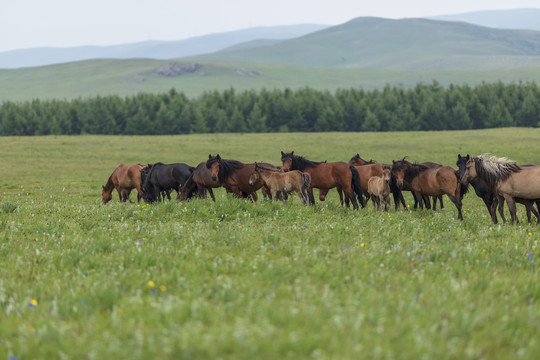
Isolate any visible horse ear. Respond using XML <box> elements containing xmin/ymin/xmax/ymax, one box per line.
<box><xmin>466</xmin><ymin>154</ymin><xmax>470</xmax><ymax>159</ymax></box>
<box><xmin>281</xmin><ymin>151</ymin><xmax>284</xmax><ymax>156</ymax></box>
<box><xmin>216</xmin><ymin>154</ymin><xmax>221</xmax><ymax>160</ymax></box>
<box><xmin>209</xmin><ymin>154</ymin><xmax>212</xmax><ymax>159</ymax></box>
<box><xmin>291</xmin><ymin>151</ymin><xmax>294</xmax><ymax>156</ymax></box>
<box><xmin>458</xmin><ymin>154</ymin><xmax>462</xmax><ymax>159</ymax></box>
<box><xmin>356</xmin><ymin>153</ymin><xmax>360</xmax><ymax>158</ymax></box>
<box><xmin>392</xmin><ymin>160</ymin><xmax>395</xmax><ymax>164</ymax></box>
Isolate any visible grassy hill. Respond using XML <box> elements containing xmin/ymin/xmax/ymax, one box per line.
<box><xmin>198</xmin><ymin>17</ymin><xmax>540</xmax><ymax>70</ymax></box>
<box><xmin>3</xmin><ymin>17</ymin><xmax>540</xmax><ymax>102</ymax></box>
<box><xmin>2</xmin><ymin>58</ymin><xmax>540</xmax><ymax>102</ymax></box>
<box><xmin>430</xmin><ymin>8</ymin><xmax>540</xmax><ymax>31</ymax></box>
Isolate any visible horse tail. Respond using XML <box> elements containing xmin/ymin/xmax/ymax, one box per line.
<box><xmin>179</xmin><ymin>172</ymin><xmax>196</xmax><ymax>201</ymax></box>
<box><xmin>350</xmin><ymin>165</ymin><xmax>366</xmax><ymax>208</ymax></box>
<box><xmin>301</xmin><ymin>172</ymin><xmax>311</xmax><ymax>193</ymax></box>
<box><xmin>456</xmin><ymin>169</ymin><xmax>469</xmax><ymax>200</ymax></box>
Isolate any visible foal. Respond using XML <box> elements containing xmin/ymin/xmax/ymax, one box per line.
<box><xmin>248</xmin><ymin>163</ymin><xmax>311</xmax><ymax>205</ymax></box>
<box><xmin>367</xmin><ymin>166</ymin><xmax>392</xmax><ymax>212</ymax></box>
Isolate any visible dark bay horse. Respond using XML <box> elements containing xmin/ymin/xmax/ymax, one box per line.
<box><xmin>206</xmin><ymin>154</ymin><xmax>277</xmax><ymax>200</ymax></box>
<box><xmin>178</xmin><ymin>162</ymin><xmax>220</xmax><ymax>201</ymax></box>
<box><xmin>280</xmin><ymin>151</ymin><xmax>364</xmax><ymax>209</ymax></box>
<box><xmin>457</xmin><ymin>154</ymin><xmax>540</xmax><ymax>224</ymax></box>
<box><xmin>248</xmin><ymin>163</ymin><xmax>311</xmax><ymax>205</ymax></box>
<box><xmin>461</xmin><ymin>154</ymin><xmax>540</xmax><ymax>224</ymax></box>
<box><xmin>391</xmin><ymin>158</ymin><xmax>463</xmax><ymax>220</ymax></box>
<box><xmin>142</xmin><ymin>162</ymin><xmax>195</xmax><ymax>203</ymax></box>
<box><xmin>102</xmin><ymin>164</ymin><xmax>144</xmax><ymax>204</ymax></box>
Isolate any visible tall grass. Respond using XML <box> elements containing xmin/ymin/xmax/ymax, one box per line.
<box><xmin>0</xmin><ymin>129</ymin><xmax>539</xmax><ymax>359</ymax></box>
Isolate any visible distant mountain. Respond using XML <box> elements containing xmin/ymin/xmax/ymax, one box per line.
<box><xmin>429</xmin><ymin>8</ymin><xmax>540</xmax><ymax>31</ymax></box>
<box><xmin>0</xmin><ymin>24</ymin><xmax>329</xmax><ymax>69</ymax></box>
<box><xmin>197</xmin><ymin>17</ymin><xmax>540</xmax><ymax>70</ymax></box>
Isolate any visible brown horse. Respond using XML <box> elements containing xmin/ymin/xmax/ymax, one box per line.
<box><xmin>391</xmin><ymin>158</ymin><xmax>445</xmax><ymax>210</ymax></box>
<box><xmin>206</xmin><ymin>154</ymin><xmax>278</xmax><ymax>200</ymax></box>
<box><xmin>462</xmin><ymin>154</ymin><xmax>540</xmax><ymax>224</ymax></box>
<box><xmin>178</xmin><ymin>162</ymin><xmax>219</xmax><ymax>201</ymax></box>
<box><xmin>102</xmin><ymin>164</ymin><xmax>144</xmax><ymax>204</ymax></box>
<box><xmin>280</xmin><ymin>151</ymin><xmax>364</xmax><ymax>209</ymax></box>
<box><xmin>391</xmin><ymin>158</ymin><xmax>463</xmax><ymax>220</ymax></box>
<box><xmin>248</xmin><ymin>163</ymin><xmax>311</xmax><ymax>205</ymax></box>
<box><xmin>349</xmin><ymin>154</ymin><xmax>376</xmax><ymax>166</ymax></box>
<box><xmin>367</xmin><ymin>166</ymin><xmax>392</xmax><ymax>212</ymax></box>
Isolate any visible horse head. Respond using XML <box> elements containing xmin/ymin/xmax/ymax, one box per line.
<box><xmin>382</xmin><ymin>166</ymin><xmax>392</xmax><ymax>184</ymax></box>
<box><xmin>391</xmin><ymin>159</ymin><xmax>408</xmax><ymax>188</ymax></box>
<box><xmin>280</xmin><ymin>151</ymin><xmax>294</xmax><ymax>171</ymax></box>
<box><xmin>248</xmin><ymin>162</ymin><xmax>261</xmax><ymax>186</ymax></box>
<box><xmin>206</xmin><ymin>154</ymin><xmax>221</xmax><ymax>181</ymax></box>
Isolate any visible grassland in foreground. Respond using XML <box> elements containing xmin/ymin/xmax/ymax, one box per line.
<box><xmin>0</xmin><ymin>128</ymin><xmax>539</xmax><ymax>359</ymax></box>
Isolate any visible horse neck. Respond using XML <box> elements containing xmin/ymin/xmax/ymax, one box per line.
<box><xmin>103</xmin><ymin>175</ymin><xmax>115</xmax><ymax>192</ymax></box>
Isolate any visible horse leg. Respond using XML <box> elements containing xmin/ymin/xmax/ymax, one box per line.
<box><xmin>343</xmin><ymin>185</ymin><xmax>358</xmax><ymax>210</ymax></box>
<box><xmin>448</xmin><ymin>195</ymin><xmax>463</xmax><ymax>221</ymax></box>
<box><xmin>307</xmin><ymin>187</ymin><xmax>315</xmax><ymax>205</ymax></box>
<box><xmin>371</xmin><ymin>195</ymin><xmax>377</xmax><ymax>211</ymax></box>
<box><xmin>414</xmin><ymin>192</ymin><xmax>424</xmax><ymax>210</ymax></box>
<box><xmin>208</xmin><ymin>188</ymin><xmax>216</xmax><ymax>202</ymax></box>
<box><xmin>495</xmin><ymin>195</ymin><xmax>507</xmax><ymax>224</ymax></box>
<box><xmin>503</xmin><ymin>195</ymin><xmax>518</xmax><ymax>224</ymax></box>
<box><xmin>439</xmin><ymin>195</ymin><xmax>445</xmax><ymax>210</ymax></box>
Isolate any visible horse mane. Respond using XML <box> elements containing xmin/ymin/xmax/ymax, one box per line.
<box><xmin>207</xmin><ymin>156</ymin><xmax>245</xmax><ymax>182</ymax></box>
<box><xmin>474</xmin><ymin>154</ymin><xmax>521</xmax><ymax>188</ymax></box>
<box><xmin>350</xmin><ymin>154</ymin><xmax>377</xmax><ymax>164</ymax></box>
<box><xmin>283</xmin><ymin>153</ymin><xmax>321</xmax><ymax>171</ymax></box>
<box><xmin>103</xmin><ymin>175</ymin><xmax>114</xmax><ymax>190</ymax></box>
<box><xmin>255</xmin><ymin>163</ymin><xmax>281</xmax><ymax>172</ymax></box>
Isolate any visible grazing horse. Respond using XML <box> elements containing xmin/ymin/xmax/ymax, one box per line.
<box><xmin>280</xmin><ymin>151</ymin><xmax>364</xmax><ymax>209</ymax></box>
<box><xmin>178</xmin><ymin>162</ymin><xmax>219</xmax><ymax>201</ymax></box>
<box><xmin>248</xmin><ymin>163</ymin><xmax>311</xmax><ymax>205</ymax></box>
<box><xmin>142</xmin><ymin>162</ymin><xmax>195</xmax><ymax>203</ymax></box>
<box><xmin>102</xmin><ymin>164</ymin><xmax>144</xmax><ymax>204</ymax></box>
<box><xmin>457</xmin><ymin>154</ymin><xmax>540</xmax><ymax>224</ymax></box>
<box><xmin>461</xmin><ymin>154</ymin><xmax>540</xmax><ymax>224</ymax></box>
<box><xmin>367</xmin><ymin>166</ymin><xmax>392</xmax><ymax>212</ymax></box>
<box><xmin>391</xmin><ymin>158</ymin><xmax>463</xmax><ymax>220</ymax></box>
<box><xmin>206</xmin><ymin>154</ymin><xmax>277</xmax><ymax>200</ymax></box>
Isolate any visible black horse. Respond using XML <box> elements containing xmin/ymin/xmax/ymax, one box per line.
<box><xmin>142</xmin><ymin>162</ymin><xmax>195</xmax><ymax>203</ymax></box>
<box><xmin>457</xmin><ymin>154</ymin><xmax>540</xmax><ymax>223</ymax></box>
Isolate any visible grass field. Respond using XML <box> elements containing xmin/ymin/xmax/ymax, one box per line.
<box><xmin>1</xmin><ymin>129</ymin><xmax>539</xmax><ymax>359</ymax></box>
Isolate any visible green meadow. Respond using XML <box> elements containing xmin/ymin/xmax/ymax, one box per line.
<box><xmin>1</xmin><ymin>128</ymin><xmax>539</xmax><ymax>359</ymax></box>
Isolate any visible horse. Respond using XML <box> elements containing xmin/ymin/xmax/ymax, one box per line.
<box><xmin>178</xmin><ymin>162</ymin><xmax>219</xmax><ymax>202</ymax></box>
<box><xmin>461</xmin><ymin>154</ymin><xmax>540</xmax><ymax>224</ymax></box>
<box><xmin>280</xmin><ymin>151</ymin><xmax>364</xmax><ymax>209</ymax></box>
<box><xmin>142</xmin><ymin>162</ymin><xmax>195</xmax><ymax>203</ymax></box>
<box><xmin>391</xmin><ymin>158</ymin><xmax>463</xmax><ymax>220</ymax></box>
<box><xmin>102</xmin><ymin>164</ymin><xmax>144</xmax><ymax>204</ymax></box>
<box><xmin>206</xmin><ymin>154</ymin><xmax>278</xmax><ymax>200</ymax></box>
<box><xmin>349</xmin><ymin>154</ymin><xmax>376</xmax><ymax>166</ymax></box>
<box><xmin>391</xmin><ymin>158</ymin><xmax>446</xmax><ymax>210</ymax></box>
<box><xmin>248</xmin><ymin>163</ymin><xmax>311</xmax><ymax>205</ymax></box>
<box><xmin>367</xmin><ymin>166</ymin><xmax>392</xmax><ymax>212</ymax></box>
<box><xmin>457</xmin><ymin>154</ymin><xmax>540</xmax><ymax>224</ymax></box>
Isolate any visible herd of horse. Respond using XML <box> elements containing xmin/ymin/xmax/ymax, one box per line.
<box><xmin>101</xmin><ymin>152</ymin><xmax>540</xmax><ymax>224</ymax></box>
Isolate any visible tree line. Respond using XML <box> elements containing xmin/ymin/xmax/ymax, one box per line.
<box><xmin>1</xmin><ymin>81</ymin><xmax>539</xmax><ymax>136</ymax></box>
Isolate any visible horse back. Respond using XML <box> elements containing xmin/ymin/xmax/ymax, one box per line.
<box><xmin>304</xmin><ymin>161</ymin><xmax>351</xmax><ymax>189</ymax></box>
<box><xmin>498</xmin><ymin>165</ymin><xmax>540</xmax><ymax>198</ymax></box>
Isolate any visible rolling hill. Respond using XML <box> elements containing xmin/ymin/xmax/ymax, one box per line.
<box><xmin>196</xmin><ymin>17</ymin><xmax>540</xmax><ymax>70</ymax></box>
<box><xmin>2</xmin><ymin>15</ymin><xmax>540</xmax><ymax>102</ymax></box>
<box><xmin>429</xmin><ymin>8</ymin><xmax>540</xmax><ymax>31</ymax></box>
<box><xmin>0</xmin><ymin>24</ymin><xmax>329</xmax><ymax>69</ymax></box>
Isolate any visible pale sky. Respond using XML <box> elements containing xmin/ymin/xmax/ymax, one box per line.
<box><xmin>1</xmin><ymin>0</ymin><xmax>539</xmax><ymax>53</ymax></box>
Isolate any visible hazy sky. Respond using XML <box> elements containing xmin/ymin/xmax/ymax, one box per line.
<box><xmin>1</xmin><ymin>0</ymin><xmax>538</xmax><ymax>52</ymax></box>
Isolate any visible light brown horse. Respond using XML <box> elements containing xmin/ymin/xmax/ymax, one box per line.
<box><xmin>462</xmin><ymin>154</ymin><xmax>540</xmax><ymax>224</ymax></box>
<box><xmin>367</xmin><ymin>166</ymin><xmax>392</xmax><ymax>212</ymax></box>
<box><xmin>280</xmin><ymin>151</ymin><xmax>364</xmax><ymax>209</ymax></box>
<box><xmin>102</xmin><ymin>164</ymin><xmax>144</xmax><ymax>204</ymax></box>
<box><xmin>391</xmin><ymin>159</ymin><xmax>463</xmax><ymax>220</ymax></box>
<box><xmin>248</xmin><ymin>163</ymin><xmax>311</xmax><ymax>205</ymax></box>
